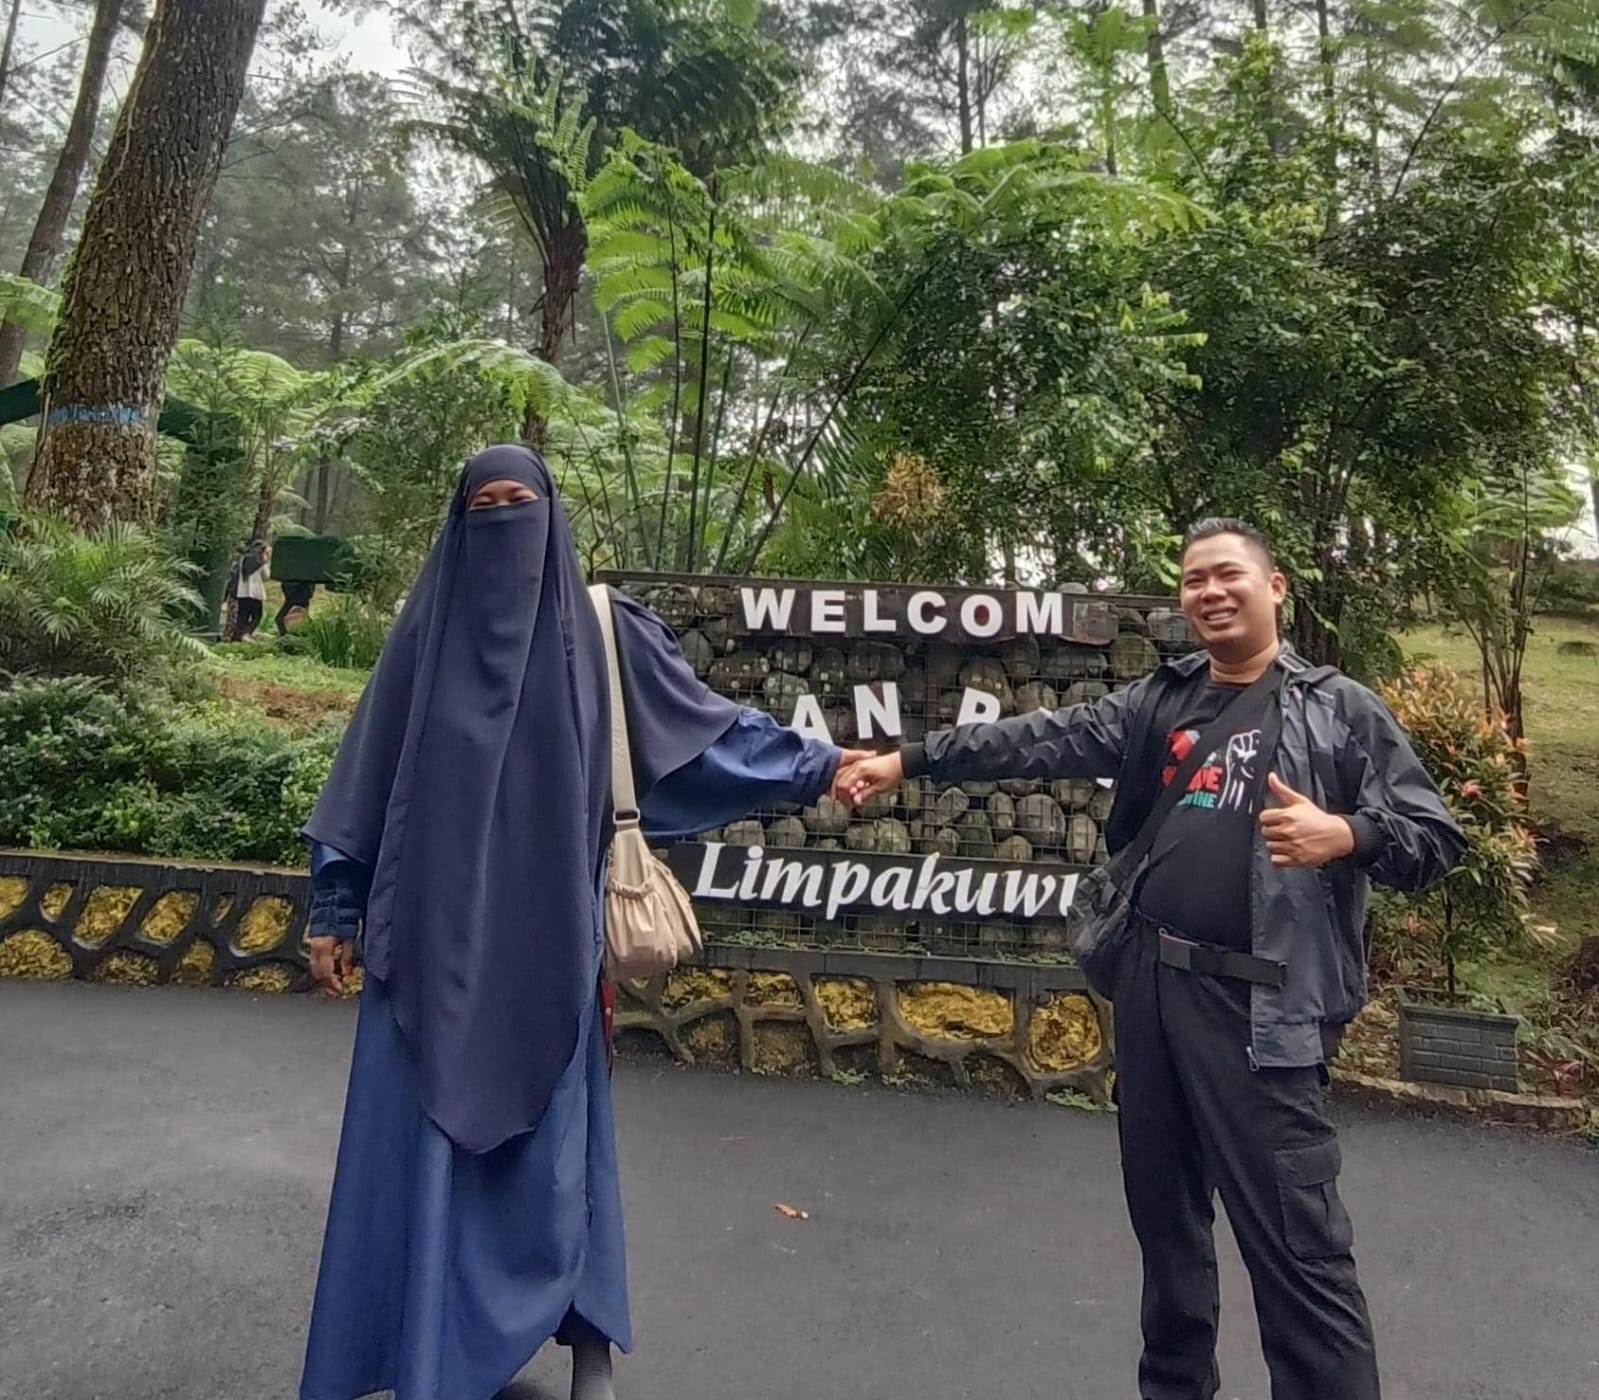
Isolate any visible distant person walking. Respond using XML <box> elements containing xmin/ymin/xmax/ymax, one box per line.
<box><xmin>223</xmin><ymin>540</ymin><xmax>269</xmax><ymax>641</ymax></box>
<box><xmin>276</xmin><ymin>579</ymin><xmax>315</xmax><ymax>634</ymax></box>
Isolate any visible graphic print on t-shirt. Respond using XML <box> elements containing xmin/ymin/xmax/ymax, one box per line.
<box><xmin>1137</xmin><ymin>679</ymin><xmax>1272</xmax><ymax>949</ymax></box>
<box><xmin>1161</xmin><ymin>724</ymin><xmax>1265</xmax><ymax>814</ymax></box>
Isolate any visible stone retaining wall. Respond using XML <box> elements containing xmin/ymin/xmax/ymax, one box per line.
<box><xmin>617</xmin><ymin>945</ymin><xmax>1111</xmax><ymax>1101</ymax></box>
<box><xmin>0</xmin><ymin>850</ymin><xmax>314</xmax><ymax>992</ymax></box>
<box><xmin>0</xmin><ymin>851</ymin><xmax>1113</xmax><ymax>1100</ymax></box>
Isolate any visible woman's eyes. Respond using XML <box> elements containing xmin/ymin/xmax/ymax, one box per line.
<box><xmin>468</xmin><ymin>491</ymin><xmax>539</xmax><ymax>510</ymax></box>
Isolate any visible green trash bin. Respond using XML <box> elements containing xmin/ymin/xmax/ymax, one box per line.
<box><xmin>271</xmin><ymin>534</ymin><xmax>359</xmax><ymax>591</ymax></box>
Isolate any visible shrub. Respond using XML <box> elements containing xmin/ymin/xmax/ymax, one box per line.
<box><xmin>0</xmin><ymin>675</ymin><xmax>340</xmax><ymax>866</ymax></box>
<box><xmin>1537</xmin><ymin>561</ymin><xmax>1599</xmax><ymax>619</ymax></box>
<box><xmin>296</xmin><ymin>595</ymin><xmax>390</xmax><ymax>670</ymax></box>
<box><xmin>0</xmin><ymin>514</ymin><xmax>208</xmax><ymax>680</ymax></box>
<box><xmin>1371</xmin><ymin>665</ymin><xmax>1539</xmax><ymax>997</ymax></box>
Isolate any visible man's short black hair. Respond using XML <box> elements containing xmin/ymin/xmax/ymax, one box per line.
<box><xmin>1181</xmin><ymin>517</ymin><xmax>1276</xmax><ymax>572</ymax></box>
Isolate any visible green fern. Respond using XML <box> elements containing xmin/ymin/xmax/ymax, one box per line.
<box><xmin>296</xmin><ymin>596</ymin><xmax>392</xmax><ymax>671</ymax></box>
<box><xmin>0</xmin><ymin>275</ymin><xmax>61</xmax><ymax>339</ymax></box>
<box><xmin>0</xmin><ymin>515</ymin><xmax>208</xmax><ymax>680</ymax></box>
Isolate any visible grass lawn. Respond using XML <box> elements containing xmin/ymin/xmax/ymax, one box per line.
<box><xmin>205</xmin><ymin>646</ymin><xmax>368</xmax><ymax>733</ymax></box>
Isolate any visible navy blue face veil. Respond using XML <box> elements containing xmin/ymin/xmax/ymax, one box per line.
<box><xmin>307</xmin><ymin>445</ymin><xmax>738</xmax><ymax>1152</ymax></box>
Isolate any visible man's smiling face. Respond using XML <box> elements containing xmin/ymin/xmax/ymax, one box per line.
<box><xmin>1179</xmin><ymin>531</ymin><xmax>1286</xmax><ymax>661</ymax></box>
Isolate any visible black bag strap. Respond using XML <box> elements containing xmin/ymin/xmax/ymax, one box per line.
<box><xmin>1123</xmin><ymin>660</ymin><xmax>1283</xmax><ymax>868</ymax></box>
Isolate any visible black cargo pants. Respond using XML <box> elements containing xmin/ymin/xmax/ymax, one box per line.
<box><xmin>1112</xmin><ymin>921</ymin><xmax>1381</xmax><ymax>1400</ymax></box>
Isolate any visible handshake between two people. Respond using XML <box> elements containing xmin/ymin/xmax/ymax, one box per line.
<box><xmin>829</xmin><ymin>748</ymin><xmax>906</xmax><ymax>809</ymax></box>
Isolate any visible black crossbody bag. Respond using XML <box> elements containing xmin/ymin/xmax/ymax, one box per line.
<box><xmin>1067</xmin><ymin>664</ymin><xmax>1283</xmax><ymax>999</ymax></box>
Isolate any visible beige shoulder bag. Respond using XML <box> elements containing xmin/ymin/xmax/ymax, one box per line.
<box><xmin>588</xmin><ymin>584</ymin><xmax>704</xmax><ymax>981</ymax></box>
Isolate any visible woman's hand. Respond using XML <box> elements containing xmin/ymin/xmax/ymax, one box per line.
<box><xmin>835</xmin><ymin>751</ymin><xmax>905</xmax><ymax>806</ymax></box>
<box><xmin>829</xmin><ymin>749</ymin><xmax>877</xmax><ymax>803</ymax></box>
<box><xmin>309</xmin><ymin>936</ymin><xmax>358</xmax><ymax>995</ymax></box>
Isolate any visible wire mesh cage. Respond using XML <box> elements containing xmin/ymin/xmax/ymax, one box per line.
<box><xmin>609</xmin><ymin>574</ymin><xmax>1192</xmax><ymax>964</ymax></box>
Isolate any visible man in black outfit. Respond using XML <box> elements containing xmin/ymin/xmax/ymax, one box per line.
<box><xmin>838</xmin><ymin>521</ymin><xmax>1464</xmax><ymax>1400</ymax></box>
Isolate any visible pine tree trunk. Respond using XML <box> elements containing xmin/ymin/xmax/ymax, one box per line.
<box><xmin>1143</xmin><ymin>0</ymin><xmax>1172</xmax><ymax>117</ymax></box>
<box><xmin>0</xmin><ymin>0</ymin><xmax>23</xmax><ymax>114</ymax></box>
<box><xmin>954</xmin><ymin>16</ymin><xmax>975</xmax><ymax>156</ymax></box>
<box><xmin>0</xmin><ymin>0</ymin><xmax>121</xmax><ymax>390</ymax></box>
<box><xmin>313</xmin><ymin>461</ymin><xmax>333</xmax><ymax>533</ymax></box>
<box><xmin>327</xmin><ymin>193</ymin><xmax>355</xmax><ymax>364</ymax></box>
<box><xmin>1316</xmin><ymin>0</ymin><xmax>1339</xmax><ymax>202</ymax></box>
<box><xmin>25</xmin><ymin>0</ymin><xmax>268</xmax><ymax>528</ymax></box>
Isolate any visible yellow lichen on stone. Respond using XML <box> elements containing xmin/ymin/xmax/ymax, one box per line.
<box><xmin>236</xmin><ymin>897</ymin><xmax>294</xmax><ymax>953</ymax></box>
<box><xmin>968</xmin><ymin>1054</ymin><xmax>1028</xmax><ymax>1098</ymax></box>
<box><xmin>140</xmin><ymin>892</ymin><xmax>200</xmax><ymax>946</ymax></box>
<box><xmin>816</xmin><ymin>977</ymin><xmax>877</xmax><ymax>1031</ymax></box>
<box><xmin>89</xmin><ymin>951</ymin><xmax>160</xmax><ymax>985</ymax></box>
<box><xmin>209</xmin><ymin>896</ymin><xmax>235</xmax><ymax>923</ymax></box>
<box><xmin>0</xmin><ymin>930</ymin><xmax>72</xmax><ymax>980</ymax></box>
<box><xmin>227</xmin><ymin>964</ymin><xmax>295</xmax><ymax>994</ymax></box>
<box><xmin>1026</xmin><ymin>994</ymin><xmax>1102</xmax><ymax>1072</ymax></box>
<box><xmin>172</xmin><ymin>941</ymin><xmax>215</xmax><ymax>988</ymax></box>
<box><xmin>0</xmin><ymin>876</ymin><xmax>30</xmax><ymax>922</ymax></box>
<box><xmin>660</xmin><ymin>968</ymin><xmax>733</xmax><ymax>1010</ymax></box>
<box><xmin>744</xmin><ymin>972</ymin><xmax>802</xmax><ymax>1008</ymax></box>
<box><xmin>897</xmin><ymin>983</ymin><xmax>1014</xmax><ymax>1042</ymax></box>
<box><xmin>74</xmin><ymin>886</ymin><xmax>141</xmax><ymax>948</ymax></box>
<box><xmin>751</xmin><ymin>1022</ymin><xmax>817</xmax><ymax>1076</ymax></box>
<box><xmin>40</xmin><ymin>883</ymin><xmax>72</xmax><ymax>919</ymax></box>
<box><xmin>680</xmin><ymin>1012</ymin><xmax>737</xmax><ymax>1061</ymax></box>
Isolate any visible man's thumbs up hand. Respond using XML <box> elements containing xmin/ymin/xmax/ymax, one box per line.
<box><xmin>1259</xmin><ymin>772</ymin><xmax>1355</xmax><ymax>868</ymax></box>
<box><xmin>1266</xmin><ymin>772</ymin><xmax>1313</xmax><ymax>807</ymax></box>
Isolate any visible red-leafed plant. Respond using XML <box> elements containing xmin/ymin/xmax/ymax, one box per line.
<box><xmin>1374</xmin><ymin>665</ymin><xmax>1539</xmax><ymax>999</ymax></box>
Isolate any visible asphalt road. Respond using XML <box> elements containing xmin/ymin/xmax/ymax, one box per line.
<box><xmin>1</xmin><ymin>981</ymin><xmax>1595</xmax><ymax>1400</ymax></box>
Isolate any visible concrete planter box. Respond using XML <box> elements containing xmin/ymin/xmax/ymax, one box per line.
<box><xmin>1397</xmin><ymin>994</ymin><xmax>1519</xmax><ymax>1094</ymax></box>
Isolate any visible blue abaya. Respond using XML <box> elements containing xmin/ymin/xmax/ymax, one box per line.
<box><xmin>300</xmin><ymin>710</ymin><xmax>838</xmax><ymax>1400</ymax></box>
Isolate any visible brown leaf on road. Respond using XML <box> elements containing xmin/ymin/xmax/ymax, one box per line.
<box><xmin>774</xmin><ymin>1203</ymin><xmax>809</xmax><ymax>1221</ymax></box>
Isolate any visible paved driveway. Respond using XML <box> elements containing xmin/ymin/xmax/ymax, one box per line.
<box><xmin>1</xmin><ymin>981</ymin><xmax>1594</xmax><ymax>1400</ymax></box>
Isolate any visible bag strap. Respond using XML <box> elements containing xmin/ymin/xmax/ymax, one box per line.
<box><xmin>1123</xmin><ymin>660</ymin><xmax>1283</xmax><ymax>868</ymax></box>
<box><xmin>587</xmin><ymin>583</ymin><xmax>640</xmax><ymax>824</ymax></box>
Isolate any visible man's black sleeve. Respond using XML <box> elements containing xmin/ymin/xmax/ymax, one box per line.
<box><xmin>1337</xmin><ymin>687</ymin><xmax>1467</xmax><ymax>893</ymax></box>
<box><xmin>900</xmin><ymin>676</ymin><xmax>1148</xmax><ymax>785</ymax></box>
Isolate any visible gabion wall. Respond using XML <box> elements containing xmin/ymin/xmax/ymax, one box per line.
<box><xmin>0</xmin><ymin>850</ymin><xmax>316</xmax><ymax>993</ymax></box>
<box><xmin>608</xmin><ymin>573</ymin><xmax>1191</xmax><ymax>963</ymax></box>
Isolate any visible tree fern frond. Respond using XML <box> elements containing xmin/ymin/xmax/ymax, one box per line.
<box><xmin>0</xmin><ymin>274</ymin><xmax>62</xmax><ymax>339</ymax></box>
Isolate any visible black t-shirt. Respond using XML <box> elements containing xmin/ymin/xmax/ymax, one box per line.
<box><xmin>1134</xmin><ymin>679</ymin><xmax>1271</xmax><ymax>950</ymax></box>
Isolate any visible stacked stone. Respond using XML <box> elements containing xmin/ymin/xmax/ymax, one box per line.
<box><xmin>619</xmin><ymin>579</ymin><xmax>1191</xmax><ymax>960</ymax></box>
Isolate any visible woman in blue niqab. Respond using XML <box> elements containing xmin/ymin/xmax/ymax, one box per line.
<box><xmin>299</xmin><ymin>446</ymin><xmax>851</xmax><ymax>1400</ymax></box>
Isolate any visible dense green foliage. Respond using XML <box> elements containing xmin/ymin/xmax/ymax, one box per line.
<box><xmin>0</xmin><ymin>515</ymin><xmax>208</xmax><ymax>679</ymax></box>
<box><xmin>295</xmin><ymin>595</ymin><xmax>392</xmax><ymax>671</ymax></box>
<box><xmin>0</xmin><ymin>676</ymin><xmax>337</xmax><ymax>864</ymax></box>
<box><xmin>3</xmin><ymin>3</ymin><xmax>1595</xmax><ymax>656</ymax></box>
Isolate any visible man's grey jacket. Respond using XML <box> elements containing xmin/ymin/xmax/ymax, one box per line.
<box><xmin>900</xmin><ymin>645</ymin><xmax>1466</xmax><ymax>1068</ymax></box>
